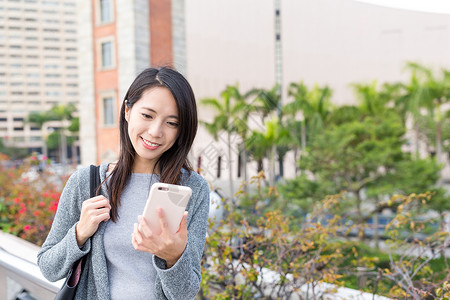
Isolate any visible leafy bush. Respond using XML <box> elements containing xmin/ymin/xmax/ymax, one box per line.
<box><xmin>0</xmin><ymin>155</ymin><xmax>69</xmax><ymax>245</ymax></box>
<box><xmin>201</xmin><ymin>175</ymin><xmax>450</xmax><ymax>299</ymax></box>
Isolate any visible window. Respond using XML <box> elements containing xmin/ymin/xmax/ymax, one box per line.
<box><xmin>45</xmin><ymin>82</ymin><xmax>61</xmax><ymax>87</ymax></box>
<box><xmin>46</xmin><ymin>91</ymin><xmax>61</xmax><ymax>96</ymax></box>
<box><xmin>100</xmin><ymin>0</ymin><xmax>113</xmax><ymax>23</ymax></box>
<box><xmin>13</xmin><ymin>117</ymin><xmax>23</xmax><ymax>122</ymax></box>
<box><xmin>103</xmin><ymin>96</ymin><xmax>115</xmax><ymax>125</ymax></box>
<box><xmin>101</xmin><ymin>40</ymin><xmax>113</xmax><ymax>69</ymax></box>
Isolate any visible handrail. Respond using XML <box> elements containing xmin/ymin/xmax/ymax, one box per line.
<box><xmin>0</xmin><ymin>232</ymin><xmax>62</xmax><ymax>300</ymax></box>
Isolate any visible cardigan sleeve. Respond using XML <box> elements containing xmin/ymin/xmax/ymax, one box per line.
<box><xmin>152</xmin><ymin>174</ymin><xmax>210</xmax><ymax>299</ymax></box>
<box><xmin>37</xmin><ymin>168</ymin><xmax>91</xmax><ymax>282</ymax></box>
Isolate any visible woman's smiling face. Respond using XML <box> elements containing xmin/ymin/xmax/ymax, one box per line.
<box><xmin>125</xmin><ymin>87</ymin><xmax>179</xmax><ymax>173</ymax></box>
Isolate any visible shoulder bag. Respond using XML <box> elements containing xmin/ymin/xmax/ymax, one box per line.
<box><xmin>54</xmin><ymin>165</ymin><xmax>101</xmax><ymax>300</ymax></box>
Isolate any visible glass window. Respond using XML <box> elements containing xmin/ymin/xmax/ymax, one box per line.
<box><xmin>100</xmin><ymin>0</ymin><xmax>112</xmax><ymax>23</ymax></box>
<box><xmin>101</xmin><ymin>41</ymin><xmax>113</xmax><ymax>68</ymax></box>
<box><xmin>103</xmin><ymin>96</ymin><xmax>114</xmax><ymax>125</ymax></box>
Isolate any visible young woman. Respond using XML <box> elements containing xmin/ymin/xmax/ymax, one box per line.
<box><xmin>38</xmin><ymin>67</ymin><xmax>210</xmax><ymax>299</ymax></box>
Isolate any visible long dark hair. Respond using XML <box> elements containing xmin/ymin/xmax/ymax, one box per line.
<box><xmin>108</xmin><ymin>67</ymin><xmax>198</xmax><ymax>222</ymax></box>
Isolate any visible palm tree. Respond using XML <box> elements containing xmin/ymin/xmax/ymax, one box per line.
<box><xmin>250</xmin><ymin>85</ymin><xmax>281</xmax><ymax>123</ymax></box>
<box><xmin>200</xmin><ymin>86</ymin><xmax>248</xmax><ymax>196</ymax></box>
<box><xmin>250</xmin><ymin>85</ymin><xmax>289</xmax><ymax>177</ymax></box>
<box><xmin>284</xmin><ymin>82</ymin><xmax>332</xmax><ymax>166</ymax></box>
<box><xmin>351</xmin><ymin>80</ymin><xmax>393</xmax><ymax>117</ymax></box>
<box><xmin>224</xmin><ymin>84</ymin><xmax>256</xmax><ymax>191</ymax></box>
<box><xmin>408</xmin><ymin>63</ymin><xmax>450</xmax><ymax>169</ymax></box>
<box><xmin>247</xmin><ymin>118</ymin><xmax>290</xmax><ymax>186</ymax></box>
<box><xmin>393</xmin><ymin>63</ymin><xmax>436</xmax><ymax>159</ymax></box>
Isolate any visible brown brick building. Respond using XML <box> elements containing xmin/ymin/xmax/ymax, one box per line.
<box><xmin>78</xmin><ymin>0</ymin><xmax>186</xmax><ymax>165</ymax></box>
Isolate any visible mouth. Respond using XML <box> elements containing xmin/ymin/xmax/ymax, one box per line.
<box><xmin>141</xmin><ymin>137</ymin><xmax>161</xmax><ymax>148</ymax></box>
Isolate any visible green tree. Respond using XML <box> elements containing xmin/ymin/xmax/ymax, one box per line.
<box><xmin>27</xmin><ymin>104</ymin><xmax>78</xmax><ymax>163</ymax></box>
<box><xmin>0</xmin><ymin>138</ymin><xmax>28</xmax><ymax>160</ymax></box>
<box><xmin>299</xmin><ymin>111</ymin><xmax>407</xmax><ymax>239</ymax></box>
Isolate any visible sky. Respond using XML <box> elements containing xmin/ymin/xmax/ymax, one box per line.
<box><xmin>355</xmin><ymin>0</ymin><xmax>450</xmax><ymax>14</ymax></box>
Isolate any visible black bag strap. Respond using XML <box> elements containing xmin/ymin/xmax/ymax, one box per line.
<box><xmin>89</xmin><ymin>165</ymin><xmax>101</xmax><ymax>198</ymax></box>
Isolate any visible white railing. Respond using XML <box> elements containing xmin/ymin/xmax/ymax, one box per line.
<box><xmin>0</xmin><ymin>232</ymin><xmax>62</xmax><ymax>300</ymax></box>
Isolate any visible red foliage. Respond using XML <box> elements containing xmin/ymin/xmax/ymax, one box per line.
<box><xmin>0</xmin><ymin>160</ymin><xmax>71</xmax><ymax>246</ymax></box>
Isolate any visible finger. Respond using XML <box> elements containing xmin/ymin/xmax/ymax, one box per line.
<box><xmin>97</xmin><ymin>212</ymin><xmax>110</xmax><ymax>222</ymax></box>
<box><xmin>177</xmin><ymin>211</ymin><xmax>188</xmax><ymax>233</ymax></box>
<box><xmin>133</xmin><ymin>223</ymin><xmax>144</xmax><ymax>244</ymax></box>
<box><xmin>137</xmin><ymin>215</ymin><xmax>153</xmax><ymax>238</ymax></box>
<box><xmin>157</xmin><ymin>208</ymin><xmax>170</xmax><ymax>234</ymax></box>
<box><xmin>84</xmin><ymin>199</ymin><xmax>111</xmax><ymax>210</ymax></box>
<box><xmin>85</xmin><ymin>195</ymin><xmax>107</xmax><ymax>203</ymax></box>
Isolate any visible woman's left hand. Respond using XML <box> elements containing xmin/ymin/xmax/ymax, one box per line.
<box><xmin>132</xmin><ymin>208</ymin><xmax>188</xmax><ymax>268</ymax></box>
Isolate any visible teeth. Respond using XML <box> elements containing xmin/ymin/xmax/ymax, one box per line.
<box><xmin>142</xmin><ymin>138</ymin><xmax>159</xmax><ymax>147</ymax></box>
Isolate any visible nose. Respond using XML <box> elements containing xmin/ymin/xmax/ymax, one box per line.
<box><xmin>148</xmin><ymin>121</ymin><xmax>163</xmax><ymax>138</ymax></box>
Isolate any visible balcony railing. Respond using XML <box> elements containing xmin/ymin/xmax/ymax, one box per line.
<box><xmin>0</xmin><ymin>232</ymin><xmax>62</xmax><ymax>300</ymax></box>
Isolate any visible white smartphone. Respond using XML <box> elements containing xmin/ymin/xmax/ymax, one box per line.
<box><xmin>141</xmin><ymin>183</ymin><xmax>192</xmax><ymax>235</ymax></box>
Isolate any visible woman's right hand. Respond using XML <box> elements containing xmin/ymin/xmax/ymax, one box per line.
<box><xmin>76</xmin><ymin>196</ymin><xmax>111</xmax><ymax>247</ymax></box>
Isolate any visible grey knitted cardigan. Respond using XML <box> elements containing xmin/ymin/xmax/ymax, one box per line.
<box><xmin>37</xmin><ymin>163</ymin><xmax>210</xmax><ymax>299</ymax></box>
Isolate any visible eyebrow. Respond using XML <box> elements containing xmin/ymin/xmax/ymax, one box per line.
<box><xmin>142</xmin><ymin>107</ymin><xmax>179</xmax><ymax>119</ymax></box>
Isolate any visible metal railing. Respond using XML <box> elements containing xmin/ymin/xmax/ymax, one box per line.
<box><xmin>0</xmin><ymin>232</ymin><xmax>62</xmax><ymax>300</ymax></box>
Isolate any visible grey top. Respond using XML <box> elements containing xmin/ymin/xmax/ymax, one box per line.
<box><xmin>103</xmin><ymin>173</ymin><xmax>158</xmax><ymax>300</ymax></box>
<box><xmin>37</xmin><ymin>163</ymin><xmax>210</xmax><ymax>300</ymax></box>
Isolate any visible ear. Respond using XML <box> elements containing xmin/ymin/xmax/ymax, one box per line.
<box><xmin>124</xmin><ymin>101</ymin><xmax>130</xmax><ymax>122</ymax></box>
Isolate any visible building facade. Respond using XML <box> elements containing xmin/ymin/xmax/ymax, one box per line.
<box><xmin>79</xmin><ymin>0</ymin><xmax>450</xmax><ymax>196</ymax></box>
<box><xmin>78</xmin><ymin>0</ymin><xmax>186</xmax><ymax>166</ymax></box>
<box><xmin>0</xmin><ymin>0</ymin><xmax>79</xmax><ymax>155</ymax></box>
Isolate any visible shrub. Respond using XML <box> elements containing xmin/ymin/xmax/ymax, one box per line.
<box><xmin>0</xmin><ymin>156</ymin><xmax>70</xmax><ymax>246</ymax></box>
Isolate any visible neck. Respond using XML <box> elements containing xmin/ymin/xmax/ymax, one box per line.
<box><xmin>132</xmin><ymin>158</ymin><xmax>159</xmax><ymax>174</ymax></box>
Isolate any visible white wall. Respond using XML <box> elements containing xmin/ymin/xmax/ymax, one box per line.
<box><xmin>184</xmin><ymin>0</ymin><xmax>450</xmax><ymax>195</ymax></box>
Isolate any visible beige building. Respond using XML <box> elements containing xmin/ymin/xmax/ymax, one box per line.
<box><xmin>0</xmin><ymin>0</ymin><xmax>78</xmax><ymax>156</ymax></box>
<box><xmin>185</xmin><ymin>0</ymin><xmax>450</xmax><ymax>194</ymax></box>
<box><xmin>76</xmin><ymin>0</ymin><xmax>450</xmax><ymax>196</ymax></box>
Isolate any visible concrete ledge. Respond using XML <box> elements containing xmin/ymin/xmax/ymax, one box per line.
<box><xmin>0</xmin><ymin>232</ymin><xmax>62</xmax><ymax>299</ymax></box>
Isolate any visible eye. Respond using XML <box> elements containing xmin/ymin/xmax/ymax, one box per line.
<box><xmin>167</xmin><ymin>121</ymin><xmax>179</xmax><ymax>128</ymax></box>
<box><xmin>141</xmin><ymin>113</ymin><xmax>153</xmax><ymax>119</ymax></box>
